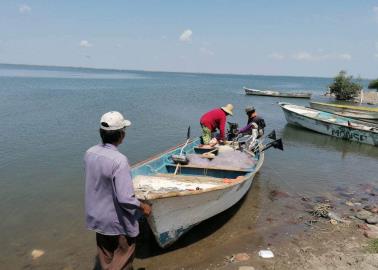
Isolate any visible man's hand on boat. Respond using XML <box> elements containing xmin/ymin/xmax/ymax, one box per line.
<box><xmin>140</xmin><ymin>202</ymin><xmax>152</xmax><ymax>216</ymax></box>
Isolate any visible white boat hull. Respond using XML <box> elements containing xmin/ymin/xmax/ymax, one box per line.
<box><xmin>244</xmin><ymin>87</ymin><xmax>311</xmax><ymax>98</ymax></box>
<box><xmin>147</xmin><ymin>176</ymin><xmax>252</xmax><ymax>247</ymax></box>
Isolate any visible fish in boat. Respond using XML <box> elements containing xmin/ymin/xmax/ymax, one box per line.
<box><xmin>244</xmin><ymin>87</ymin><xmax>312</xmax><ymax>99</ymax></box>
<box><xmin>309</xmin><ymin>101</ymin><xmax>378</xmax><ymax>123</ymax></box>
<box><xmin>279</xmin><ymin>102</ymin><xmax>378</xmax><ymax>146</ymax></box>
<box><xmin>131</xmin><ymin>138</ymin><xmax>265</xmax><ymax>248</ymax></box>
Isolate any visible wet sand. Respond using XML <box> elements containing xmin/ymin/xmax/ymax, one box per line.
<box><xmin>357</xmin><ymin>91</ymin><xmax>378</xmax><ymax>104</ymax></box>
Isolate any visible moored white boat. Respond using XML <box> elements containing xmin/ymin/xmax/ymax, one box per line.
<box><xmin>309</xmin><ymin>101</ymin><xmax>378</xmax><ymax>123</ymax></box>
<box><xmin>131</xmin><ymin>138</ymin><xmax>265</xmax><ymax>248</ymax></box>
<box><xmin>244</xmin><ymin>87</ymin><xmax>312</xmax><ymax>99</ymax></box>
<box><xmin>279</xmin><ymin>102</ymin><xmax>378</xmax><ymax>146</ymax></box>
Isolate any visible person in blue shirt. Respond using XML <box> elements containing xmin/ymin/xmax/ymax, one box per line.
<box><xmin>84</xmin><ymin>111</ymin><xmax>151</xmax><ymax>270</ymax></box>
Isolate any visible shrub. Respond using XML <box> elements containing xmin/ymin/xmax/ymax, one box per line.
<box><xmin>329</xmin><ymin>71</ymin><xmax>362</xmax><ymax>100</ymax></box>
<box><xmin>368</xmin><ymin>79</ymin><xmax>378</xmax><ymax>91</ymax></box>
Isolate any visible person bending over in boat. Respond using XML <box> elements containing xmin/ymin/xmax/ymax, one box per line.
<box><xmin>200</xmin><ymin>104</ymin><xmax>234</xmax><ymax>146</ymax></box>
<box><xmin>84</xmin><ymin>111</ymin><xmax>151</xmax><ymax>270</ymax></box>
<box><xmin>238</xmin><ymin>106</ymin><xmax>265</xmax><ymax>138</ymax></box>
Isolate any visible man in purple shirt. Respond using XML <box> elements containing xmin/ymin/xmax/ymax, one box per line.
<box><xmin>238</xmin><ymin>107</ymin><xmax>266</xmax><ymax>138</ymax></box>
<box><xmin>84</xmin><ymin>111</ymin><xmax>151</xmax><ymax>270</ymax></box>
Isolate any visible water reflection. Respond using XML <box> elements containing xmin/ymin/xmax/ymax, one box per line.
<box><xmin>282</xmin><ymin>125</ymin><xmax>378</xmax><ymax>159</ymax></box>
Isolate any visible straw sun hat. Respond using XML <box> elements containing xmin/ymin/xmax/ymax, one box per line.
<box><xmin>221</xmin><ymin>104</ymin><xmax>234</xmax><ymax>115</ymax></box>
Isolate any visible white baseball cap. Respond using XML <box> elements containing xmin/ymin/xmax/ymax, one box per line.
<box><xmin>100</xmin><ymin>111</ymin><xmax>131</xmax><ymax>131</ymax></box>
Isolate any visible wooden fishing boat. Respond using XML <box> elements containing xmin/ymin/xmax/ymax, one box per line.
<box><xmin>244</xmin><ymin>87</ymin><xmax>312</xmax><ymax>99</ymax></box>
<box><xmin>279</xmin><ymin>102</ymin><xmax>378</xmax><ymax>146</ymax></box>
<box><xmin>309</xmin><ymin>102</ymin><xmax>378</xmax><ymax>122</ymax></box>
<box><xmin>131</xmin><ymin>138</ymin><xmax>265</xmax><ymax>248</ymax></box>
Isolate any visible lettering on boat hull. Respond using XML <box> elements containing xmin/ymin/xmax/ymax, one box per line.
<box><xmin>330</xmin><ymin>127</ymin><xmax>368</xmax><ymax>142</ymax></box>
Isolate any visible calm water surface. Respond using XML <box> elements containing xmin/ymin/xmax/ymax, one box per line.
<box><xmin>0</xmin><ymin>64</ymin><xmax>377</xmax><ymax>269</ymax></box>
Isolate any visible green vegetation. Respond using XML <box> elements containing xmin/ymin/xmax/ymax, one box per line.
<box><xmin>367</xmin><ymin>239</ymin><xmax>378</xmax><ymax>253</ymax></box>
<box><xmin>368</xmin><ymin>79</ymin><xmax>378</xmax><ymax>91</ymax></box>
<box><xmin>329</xmin><ymin>71</ymin><xmax>362</xmax><ymax>100</ymax></box>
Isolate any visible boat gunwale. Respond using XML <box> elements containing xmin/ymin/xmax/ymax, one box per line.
<box><xmin>279</xmin><ymin>102</ymin><xmax>378</xmax><ymax>133</ymax></box>
<box><xmin>131</xmin><ymin>139</ymin><xmax>195</xmax><ymax>168</ymax></box>
<box><xmin>310</xmin><ymin>101</ymin><xmax>378</xmax><ymax>113</ymax></box>
<box><xmin>134</xmin><ymin>174</ymin><xmax>251</xmax><ymax>200</ymax></box>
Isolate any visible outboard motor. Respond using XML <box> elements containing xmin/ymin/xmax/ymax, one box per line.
<box><xmin>227</xmin><ymin>122</ymin><xmax>239</xmax><ymax>140</ymax></box>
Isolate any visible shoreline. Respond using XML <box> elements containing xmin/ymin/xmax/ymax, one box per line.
<box><xmin>356</xmin><ymin>91</ymin><xmax>378</xmax><ymax>105</ymax></box>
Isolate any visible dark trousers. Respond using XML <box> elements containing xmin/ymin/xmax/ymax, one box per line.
<box><xmin>96</xmin><ymin>233</ymin><xmax>136</xmax><ymax>270</ymax></box>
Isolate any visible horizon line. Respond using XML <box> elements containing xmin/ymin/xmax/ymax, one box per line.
<box><xmin>0</xmin><ymin>62</ymin><xmax>367</xmax><ymax>80</ymax></box>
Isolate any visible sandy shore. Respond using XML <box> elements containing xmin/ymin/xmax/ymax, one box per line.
<box><xmin>355</xmin><ymin>90</ymin><xmax>378</xmax><ymax>104</ymax></box>
<box><xmin>218</xmin><ymin>218</ymin><xmax>378</xmax><ymax>270</ymax></box>
<box><xmin>324</xmin><ymin>90</ymin><xmax>378</xmax><ymax>104</ymax></box>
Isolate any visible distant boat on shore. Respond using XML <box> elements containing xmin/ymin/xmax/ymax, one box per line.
<box><xmin>244</xmin><ymin>87</ymin><xmax>312</xmax><ymax>99</ymax></box>
<box><xmin>279</xmin><ymin>102</ymin><xmax>378</xmax><ymax>146</ymax></box>
<box><xmin>309</xmin><ymin>102</ymin><xmax>378</xmax><ymax>123</ymax></box>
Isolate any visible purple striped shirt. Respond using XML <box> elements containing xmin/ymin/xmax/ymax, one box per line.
<box><xmin>84</xmin><ymin>143</ymin><xmax>141</xmax><ymax>237</ymax></box>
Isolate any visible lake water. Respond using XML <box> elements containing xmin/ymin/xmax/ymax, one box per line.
<box><xmin>0</xmin><ymin>64</ymin><xmax>377</xmax><ymax>269</ymax></box>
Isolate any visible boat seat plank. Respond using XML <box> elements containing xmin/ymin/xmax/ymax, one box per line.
<box><xmin>155</xmin><ymin>173</ymin><xmax>241</xmax><ymax>183</ymax></box>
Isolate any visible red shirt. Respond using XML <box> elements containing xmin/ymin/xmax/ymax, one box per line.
<box><xmin>200</xmin><ymin>108</ymin><xmax>227</xmax><ymax>140</ymax></box>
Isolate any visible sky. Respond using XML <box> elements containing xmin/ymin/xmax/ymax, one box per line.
<box><xmin>0</xmin><ymin>0</ymin><xmax>378</xmax><ymax>78</ymax></box>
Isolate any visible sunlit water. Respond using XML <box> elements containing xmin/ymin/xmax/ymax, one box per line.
<box><xmin>0</xmin><ymin>64</ymin><xmax>377</xmax><ymax>269</ymax></box>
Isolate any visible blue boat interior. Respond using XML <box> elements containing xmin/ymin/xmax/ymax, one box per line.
<box><xmin>132</xmin><ymin>138</ymin><xmax>257</xmax><ymax>179</ymax></box>
<box><xmin>316</xmin><ymin>111</ymin><xmax>350</xmax><ymax>123</ymax></box>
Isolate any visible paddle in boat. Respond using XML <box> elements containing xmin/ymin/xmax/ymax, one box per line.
<box><xmin>279</xmin><ymin>102</ymin><xmax>378</xmax><ymax>146</ymax></box>
<box><xmin>244</xmin><ymin>87</ymin><xmax>312</xmax><ymax>99</ymax></box>
<box><xmin>131</xmin><ymin>128</ymin><xmax>283</xmax><ymax>248</ymax></box>
<box><xmin>309</xmin><ymin>101</ymin><xmax>378</xmax><ymax>123</ymax></box>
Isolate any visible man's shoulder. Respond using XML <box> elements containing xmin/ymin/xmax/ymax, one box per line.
<box><xmin>86</xmin><ymin>144</ymin><xmax>105</xmax><ymax>156</ymax></box>
<box><xmin>86</xmin><ymin>144</ymin><xmax>101</xmax><ymax>152</ymax></box>
<box><xmin>253</xmin><ymin>115</ymin><xmax>264</xmax><ymax>121</ymax></box>
<box><xmin>85</xmin><ymin>144</ymin><xmax>128</xmax><ymax>163</ymax></box>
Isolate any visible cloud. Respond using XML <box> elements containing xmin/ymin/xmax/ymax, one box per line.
<box><xmin>375</xmin><ymin>53</ymin><xmax>378</xmax><ymax>58</ymax></box>
<box><xmin>374</xmin><ymin>6</ymin><xmax>378</xmax><ymax>22</ymax></box>
<box><xmin>179</xmin><ymin>29</ymin><xmax>192</xmax><ymax>42</ymax></box>
<box><xmin>79</xmin><ymin>40</ymin><xmax>93</xmax><ymax>48</ymax></box>
<box><xmin>268</xmin><ymin>52</ymin><xmax>285</xmax><ymax>60</ymax></box>
<box><xmin>338</xmin><ymin>53</ymin><xmax>351</xmax><ymax>60</ymax></box>
<box><xmin>268</xmin><ymin>51</ymin><xmax>351</xmax><ymax>61</ymax></box>
<box><xmin>19</xmin><ymin>4</ymin><xmax>31</xmax><ymax>14</ymax></box>
<box><xmin>293</xmin><ymin>51</ymin><xmax>313</xmax><ymax>60</ymax></box>
<box><xmin>200</xmin><ymin>47</ymin><xmax>214</xmax><ymax>56</ymax></box>
<box><xmin>292</xmin><ymin>51</ymin><xmax>351</xmax><ymax>61</ymax></box>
